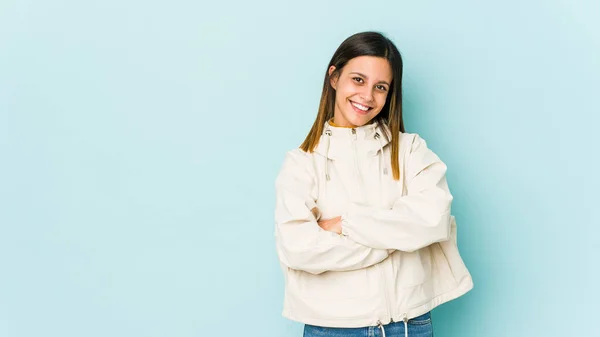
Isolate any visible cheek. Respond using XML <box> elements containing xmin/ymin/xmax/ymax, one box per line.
<box><xmin>375</xmin><ymin>94</ymin><xmax>388</xmax><ymax>108</ymax></box>
<box><xmin>335</xmin><ymin>86</ymin><xmax>352</xmax><ymax>103</ymax></box>
<box><xmin>340</xmin><ymin>81</ymin><xmax>360</xmax><ymax>95</ymax></box>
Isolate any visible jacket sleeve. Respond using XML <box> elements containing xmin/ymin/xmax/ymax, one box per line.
<box><xmin>340</xmin><ymin>134</ymin><xmax>453</xmax><ymax>252</ymax></box>
<box><xmin>274</xmin><ymin>149</ymin><xmax>390</xmax><ymax>275</ymax></box>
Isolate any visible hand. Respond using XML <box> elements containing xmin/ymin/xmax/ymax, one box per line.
<box><xmin>318</xmin><ymin>216</ymin><xmax>342</xmax><ymax>235</ymax></box>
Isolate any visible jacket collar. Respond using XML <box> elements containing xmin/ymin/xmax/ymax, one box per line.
<box><xmin>313</xmin><ymin>120</ymin><xmax>391</xmax><ymax>160</ymax></box>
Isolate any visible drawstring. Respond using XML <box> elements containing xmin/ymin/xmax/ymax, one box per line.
<box><xmin>324</xmin><ymin>129</ymin><xmax>332</xmax><ymax>181</ymax></box>
<box><xmin>377</xmin><ymin>321</ymin><xmax>386</xmax><ymax>337</ymax></box>
<box><xmin>377</xmin><ymin>318</ymin><xmax>409</xmax><ymax>337</ymax></box>
<box><xmin>374</xmin><ymin>132</ymin><xmax>388</xmax><ymax>175</ymax></box>
<box><xmin>374</xmin><ymin>131</ymin><xmax>389</xmax><ymax>205</ymax></box>
<box><xmin>324</xmin><ymin>126</ymin><xmax>387</xmax><ymax>181</ymax></box>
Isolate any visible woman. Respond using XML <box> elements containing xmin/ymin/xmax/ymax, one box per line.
<box><xmin>274</xmin><ymin>31</ymin><xmax>473</xmax><ymax>337</ymax></box>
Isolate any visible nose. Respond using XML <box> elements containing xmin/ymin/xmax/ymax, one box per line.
<box><xmin>360</xmin><ymin>86</ymin><xmax>374</xmax><ymax>103</ymax></box>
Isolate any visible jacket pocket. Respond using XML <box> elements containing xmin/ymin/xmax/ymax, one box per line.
<box><xmin>408</xmin><ymin>311</ymin><xmax>432</xmax><ymax>325</ymax></box>
<box><xmin>394</xmin><ymin>249</ymin><xmax>431</xmax><ymax>288</ymax></box>
<box><xmin>430</xmin><ymin>242</ymin><xmax>458</xmax><ymax>289</ymax></box>
<box><xmin>291</xmin><ymin>267</ymin><xmax>378</xmax><ymax>300</ymax></box>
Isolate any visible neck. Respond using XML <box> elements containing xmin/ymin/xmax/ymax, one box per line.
<box><xmin>329</xmin><ymin>118</ymin><xmax>377</xmax><ymax>128</ymax></box>
<box><xmin>329</xmin><ymin>118</ymin><xmax>354</xmax><ymax>128</ymax></box>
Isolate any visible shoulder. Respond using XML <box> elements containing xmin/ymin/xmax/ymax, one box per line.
<box><xmin>281</xmin><ymin>148</ymin><xmax>312</xmax><ymax>166</ymax></box>
<box><xmin>398</xmin><ymin>132</ymin><xmax>429</xmax><ymax>155</ymax></box>
<box><xmin>275</xmin><ymin>148</ymin><xmax>314</xmax><ymax>186</ymax></box>
<box><xmin>398</xmin><ymin>132</ymin><xmax>445</xmax><ymax>174</ymax></box>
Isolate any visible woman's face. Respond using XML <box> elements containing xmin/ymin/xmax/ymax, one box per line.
<box><xmin>329</xmin><ymin>56</ymin><xmax>393</xmax><ymax>128</ymax></box>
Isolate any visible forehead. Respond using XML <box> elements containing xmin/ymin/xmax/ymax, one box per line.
<box><xmin>343</xmin><ymin>56</ymin><xmax>392</xmax><ymax>82</ymax></box>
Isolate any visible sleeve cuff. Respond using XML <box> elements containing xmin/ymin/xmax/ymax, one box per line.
<box><xmin>305</xmin><ymin>199</ymin><xmax>321</xmax><ymax>220</ymax></box>
<box><xmin>340</xmin><ymin>213</ymin><xmax>350</xmax><ymax>236</ymax></box>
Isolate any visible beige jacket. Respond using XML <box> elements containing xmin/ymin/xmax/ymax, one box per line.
<box><xmin>274</xmin><ymin>121</ymin><xmax>473</xmax><ymax>328</ymax></box>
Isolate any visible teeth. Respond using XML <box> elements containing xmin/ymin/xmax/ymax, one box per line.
<box><xmin>351</xmin><ymin>102</ymin><xmax>370</xmax><ymax>111</ymax></box>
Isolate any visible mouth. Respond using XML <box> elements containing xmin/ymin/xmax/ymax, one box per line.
<box><xmin>349</xmin><ymin>100</ymin><xmax>373</xmax><ymax>115</ymax></box>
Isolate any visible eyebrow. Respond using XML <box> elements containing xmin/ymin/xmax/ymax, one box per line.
<box><xmin>349</xmin><ymin>72</ymin><xmax>391</xmax><ymax>86</ymax></box>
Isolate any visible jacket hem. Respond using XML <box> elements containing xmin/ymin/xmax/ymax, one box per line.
<box><xmin>393</xmin><ymin>276</ymin><xmax>474</xmax><ymax>323</ymax></box>
<box><xmin>282</xmin><ymin>276</ymin><xmax>474</xmax><ymax>328</ymax></box>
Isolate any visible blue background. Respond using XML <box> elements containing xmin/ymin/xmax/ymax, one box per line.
<box><xmin>1</xmin><ymin>0</ymin><xmax>598</xmax><ymax>336</ymax></box>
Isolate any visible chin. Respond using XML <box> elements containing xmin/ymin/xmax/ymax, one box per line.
<box><xmin>347</xmin><ymin>114</ymin><xmax>373</xmax><ymax>127</ymax></box>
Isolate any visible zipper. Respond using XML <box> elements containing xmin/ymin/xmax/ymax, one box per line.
<box><xmin>355</xmin><ymin>126</ymin><xmax>393</xmax><ymax>325</ymax></box>
<box><xmin>350</xmin><ymin>128</ymin><xmax>366</xmax><ymax>203</ymax></box>
<box><xmin>377</xmin><ymin>263</ymin><xmax>394</xmax><ymax>323</ymax></box>
<box><xmin>351</xmin><ymin>128</ymin><xmax>358</xmax><ymax>171</ymax></box>
<box><xmin>351</xmin><ymin>128</ymin><xmax>358</xmax><ymax>173</ymax></box>
<box><xmin>351</xmin><ymin>128</ymin><xmax>358</xmax><ymax>172</ymax></box>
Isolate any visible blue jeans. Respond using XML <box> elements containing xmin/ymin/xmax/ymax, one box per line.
<box><xmin>303</xmin><ymin>312</ymin><xmax>433</xmax><ymax>337</ymax></box>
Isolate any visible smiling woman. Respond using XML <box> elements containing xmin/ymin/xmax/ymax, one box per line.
<box><xmin>329</xmin><ymin>57</ymin><xmax>392</xmax><ymax>127</ymax></box>
<box><xmin>274</xmin><ymin>32</ymin><xmax>473</xmax><ymax>337</ymax></box>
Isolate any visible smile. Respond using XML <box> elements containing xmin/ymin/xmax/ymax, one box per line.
<box><xmin>350</xmin><ymin>100</ymin><xmax>373</xmax><ymax>113</ymax></box>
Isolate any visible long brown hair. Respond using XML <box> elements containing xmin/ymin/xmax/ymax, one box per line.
<box><xmin>300</xmin><ymin>31</ymin><xmax>405</xmax><ymax>180</ymax></box>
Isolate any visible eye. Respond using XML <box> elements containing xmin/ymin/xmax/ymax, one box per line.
<box><xmin>376</xmin><ymin>85</ymin><xmax>388</xmax><ymax>92</ymax></box>
<box><xmin>352</xmin><ymin>77</ymin><xmax>364</xmax><ymax>83</ymax></box>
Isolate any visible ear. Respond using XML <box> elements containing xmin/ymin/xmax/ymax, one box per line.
<box><xmin>328</xmin><ymin>65</ymin><xmax>338</xmax><ymax>90</ymax></box>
